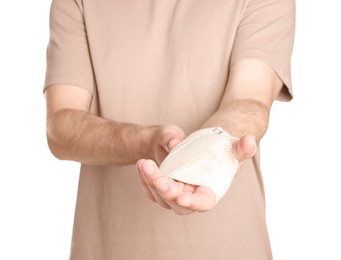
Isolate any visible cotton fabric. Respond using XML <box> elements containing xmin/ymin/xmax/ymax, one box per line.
<box><xmin>44</xmin><ymin>0</ymin><xmax>295</xmax><ymax>259</ymax></box>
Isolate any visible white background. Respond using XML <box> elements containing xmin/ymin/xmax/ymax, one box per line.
<box><xmin>0</xmin><ymin>1</ymin><xmax>340</xmax><ymax>259</ymax></box>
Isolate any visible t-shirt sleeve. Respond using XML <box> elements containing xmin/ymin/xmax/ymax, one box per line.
<box><xmin>44</xmin><ymin>0</ymin><xmax>94</xmax><ymax>94</ymax></box>
<box><xmin>230</xmin><ymin>0</ymin><xmax>296</xmax><ymax>101</ymax></box>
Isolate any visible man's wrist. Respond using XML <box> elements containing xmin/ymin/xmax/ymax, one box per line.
<box><xmin>106</xmin><ymin>123</ymin><xmax>158</xmax><ymax>165</ymax></box>
<box><xmin>139</xmin><ymin>125</ymin><xmax>160</xmax><ymax>162</ymax></box>
<box><xmin>202</xmin><ymin>99</ymin><xmax>270</xmax><ymax>143</ymax></box>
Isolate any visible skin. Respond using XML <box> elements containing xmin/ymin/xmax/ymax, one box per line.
<box><xmin>45</xmin><ymin>59</ymin><xmax>283</xmax><ymax>215</ymax></box>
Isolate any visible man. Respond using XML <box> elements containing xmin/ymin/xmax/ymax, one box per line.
<box><xmin>44</xmin><ymin>0</ymin><xmax>295</xmax><ymax>259</ymax></box>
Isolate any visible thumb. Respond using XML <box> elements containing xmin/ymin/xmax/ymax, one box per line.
<box><xmin>161</xmin><ymin>125</ymin><xmax>186</xmax><ymax>152</ymax></box>
<box><xmin>232</xmin><ymin>134</ymin><xmax>257</xmax><ymax>162</ymax></box>
<box><xmin>167</xmin><ymin>136</ymin><xmax>184</xmax><ymax>151</ymax></box>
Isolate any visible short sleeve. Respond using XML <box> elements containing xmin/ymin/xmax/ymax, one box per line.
<box><xmin>44</xmin><ymin>0</ymin><xmax>94</xmax><ymax>94</ymax></box>
<box><xmin>230</xmin><ymin>0</ymin><xmax>296</xmax><ymax>101</ymax></box>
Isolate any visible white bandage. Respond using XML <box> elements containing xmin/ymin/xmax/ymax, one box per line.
<box><xmin>159</xmin><ymin>127</ymin><xmax>239</xmax><ymax>203</ymax></box>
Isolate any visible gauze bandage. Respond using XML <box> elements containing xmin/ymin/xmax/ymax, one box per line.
<box><xmin>159</xmin><ymin>127</ymin><xmax>239</xmax><ymax>203</ymax></box>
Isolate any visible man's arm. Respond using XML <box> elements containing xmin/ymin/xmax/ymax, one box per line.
<box><xmin>45</xmin><ymin>85</ymin><xmax>185</xmax><ymax>165</ymax></box>
<box><xmin>203</xmin><ymin>59</ymin><xmax>283</xmax><ymax>142</ymax></box>
<box><xmin>137</xmin><ymin>59</ymin><xmax>284</xmax><ymax>214</ymax></box>
<box><xmin>202</xmin><ymin>59</ymin><xmax>283</xmax><ymax>159</ymax></box>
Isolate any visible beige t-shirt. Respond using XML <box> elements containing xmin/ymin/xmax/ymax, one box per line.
<box><xmin>44</xmin><ymin>0</ymin><xmax>295</xmax><ymax>259</ymax></box>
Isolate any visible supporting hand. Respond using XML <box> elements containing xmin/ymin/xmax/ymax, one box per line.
<box><xmin>136</xmin><ymin>133</ymin><xmax>257</xmax><ymax>215</ymax></box>
<box><xmin>148</xmin><ymin>125</ymin><xmax>186</xmax><ymax>165</ymax></box>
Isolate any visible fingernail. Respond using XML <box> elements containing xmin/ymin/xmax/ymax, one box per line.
<box><xmin>166</xmin><ymin>140</ymin><xmax>173</xmax><ymax>152</ymax></box>
<box><xmin>168</xmin><ymin>138</ymin><xmax>179</xmax><ymax>151</ymax></box>
<box><xmin>143</xmin><ymin>164</ymin><xmax>155</xmax><ymax>175</ymax></box>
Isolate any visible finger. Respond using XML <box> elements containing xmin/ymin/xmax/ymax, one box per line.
<box><xmin>177</xmin><ymin>186</ymin><xmax>216</xmax><ymax>212</ymax></box>
<box><xmin>154</xmin><ymin>177</ymin><xmax>195</xmax><ymax>215</ymax></box>
<box><xmin>183</xmin><ymin>183</ymin><xmax>196</xmax><ymax>193</ymax></box>
<box><xmin>154</xmin><ymin>176</ymin><xmax>181</xmax><ymax>199</ymax></box>
<box><xmin>142</xmin><ymin>160</ymin><xmax>196</xmax><ymax>215</ymax></box>
<box><xmin>161</xmin><ymin>125</ymin><xmax>186</xmax><ymax>152</ymax></box>
<box><xmin>141</xmin><ymin>160</ymin><xmax>171</xmax><ymax>209</ymax></box>
<box><xmin>167</xmin><ymin>136</ymin><xmax>184</xmax><ymax>151</ymax></box>
<box><xmin>232</xmin><ymin>134</ymin><xmax>257</xmax><ymax>162</ymax></box>
<box><xmin>136</xmin><ymin>159</ymin><xmax>157</xmax><ymax>202</ymax></box>
<box><xmin>154</xmin><ymin>176</ymin><xmax>190</xmax><ymax>203</ymax></box>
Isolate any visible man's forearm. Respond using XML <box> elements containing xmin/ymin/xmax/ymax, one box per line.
<box><xmin>202</xmin><ymin>99</ymin><xmax>271</xmax><ymax>142</ymax></box>
<box><xmin>46</xmin><ymin>108</ymin><xmax>157</xmax><ymax>165</ymax></box>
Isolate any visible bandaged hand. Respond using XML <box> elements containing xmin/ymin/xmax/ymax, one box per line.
<box><xmin>160</xmin><ymin>127</ymin><xmax>239</xmax><ymax>203</ymax></box>
<box><xmin>136</xmin><ymin>127</ymin><xmax>257</xmax><ymax>215</ymax></box>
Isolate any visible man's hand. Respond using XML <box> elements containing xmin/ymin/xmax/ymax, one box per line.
<box><xmin>136</xmin><ymin>134</ymin><xmax>256</xmax><ymax>215</ymax></box>
<box><xmin>148</xmin><ymin>125</ymin><xmax>186</xmax><ymax>166</ymax></box>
